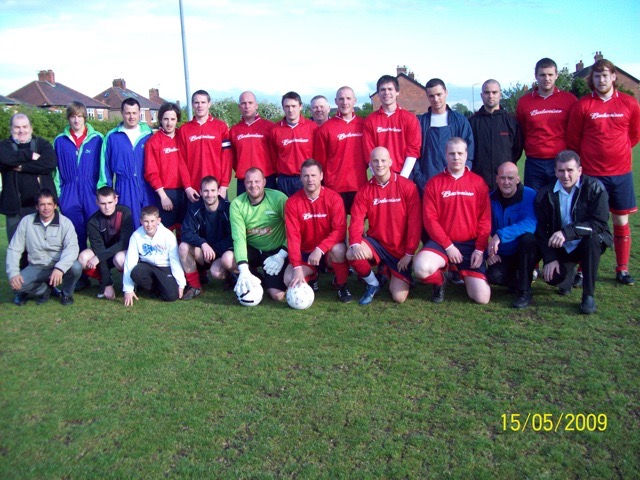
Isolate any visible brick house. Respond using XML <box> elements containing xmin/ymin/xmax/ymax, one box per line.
<box><xmin>7</xmin><ymin>70</ymin><xmax>111</xmax><ymax>119</ymax></box>
<box><xmin>94</xmin><ymin>79</ymin><xmax>164</xmax><ymax>124</ymax></box>
<box><xmin>574</xmin><ymin>52</ymin><xmax>640</xmax><ymax>102</ymax></box>
<box><xmin>370</xmin><ymin>66</ymin><xmax>429</xmax><ymax>114</ymax></box>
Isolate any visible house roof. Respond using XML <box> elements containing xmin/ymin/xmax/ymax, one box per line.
<box><xmin>0</xmin><ymin>94</ymin><xmax>23</xmax><ymax>105</ymax></box>
<box><xmin>369</xmin><ymin>72</ymin><xmax>427</xmax><ymax>99</ymax></box>
<box><xmin>8</xmin><ymin>81</ymin><xmax>110</xmax><ymax>109</ymax></box>
<box><xmin>95</xmin><ymin>86</ymin><xmax>163</xmax><ymax>111</ymax></box>
<box><xmin>574</xmin><ymin>65</ymin><xmax>640</xmax><ymax>84</ymax></box>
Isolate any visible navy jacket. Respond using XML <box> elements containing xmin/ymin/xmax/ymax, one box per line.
<box><xmin>181</xmin><ymin>196</ymin><xmax>233</xmax><ymax>256</ymax></box>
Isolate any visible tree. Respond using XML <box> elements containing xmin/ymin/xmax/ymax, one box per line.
<box><xmin>356</xmin><ymin>102</ymin><xmax>373</xmax><ymax>118</ymax></box>
<box><xmin>500</xmin><ymin>82</ymin><xmax>529</xmax><ymax>114</ymax></box>
<box><xmin>452</xmin><ymin>103</ymin><xmax>470</xmax><ymax>117</ymax></box>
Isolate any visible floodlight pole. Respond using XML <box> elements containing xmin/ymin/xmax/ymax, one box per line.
<box><xmin>472</xmin><ymin>83</ymin><xmax>481</xmax><ymax>113</ymax></box>
<box><xmin>179</xmin><ymin>0</ymin><xmax>192</xmax><ymax>119</ymax></box>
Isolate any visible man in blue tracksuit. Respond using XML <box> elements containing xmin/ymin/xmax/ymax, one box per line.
<box><xmin>54</xmin><ymin>101</ymin><xmax>104</xmax><ymax>251</ymax></box>
<box><xmin>486</xmin><ymin>162</ymin><xmax>538</xmax><ymax>308</ymax></box>
<box><xmin>98</xmin><ymin>98</ymin><xmax>155</xmax><ymax>225</ymax></box>
<box><xmin>411</xmin><ymin>78</ymin><xmax>474</xmax><ymax>197</ymax></box>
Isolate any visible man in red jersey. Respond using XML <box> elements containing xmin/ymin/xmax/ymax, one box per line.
<box><xmin>314</xmin><ymin>86</ymin><xmax>368</xmax><ymax>214</ymax></box>
<box><xmin>144</xmin><ymin>102</ymin><xmax>188</xmax><ymax>232</ymax></box>
<box><xmin>177</xmin><ymin>90</ymin><xmax>232</xmax><ymax>201</ymax></box>
<box><xmin>363</xmin><ymin>75</ymin><xmax>421</xmax><ymax>178</ymax></box>
<box><xmin>310</xmin><ymin>95</ymin><xmax>331</xmax><ymax>127</ymax></box>
<box><xmin>347</xmin><ymin>146</ymin><xmax>421</xmax><ymax>305</ymax></box>
<box><xmin>230</xmin><ymin>91</ymin><xmax>277</xmax><ymax>196</ymax></box>
<box><xmin>270</xmin><ymin>91</ymin><xmax>317</xmax><ymax>197</ymax></box>
<box><xmin>516</xmin><ymin>58</ymin><xmax>577</xmax><ymax>191</ymax></box>
<box><xmin>413</xmin><ymin>138</ymin><xmax>491</xmax><ymax>304</ymax></box>
<box><xmin>567</xmin><ymin>59</ymin><xmax>640</xmax><ymax>285</ymax></box>
<box><xmin>284</xmin><ymin>159</ymin><xmax>352</xmax><ymax>303</ymax></box>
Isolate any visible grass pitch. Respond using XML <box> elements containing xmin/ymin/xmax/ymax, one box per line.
<box><xmin>1</xmin><ymin>152</ymin><xmax>639</xmax><ymax>479</ymax></box>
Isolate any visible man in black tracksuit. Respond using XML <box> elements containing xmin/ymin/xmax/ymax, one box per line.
<box><xmin>469</xmin><ymin>79</ymin><xmax>523</xmax><ymax>190</ymax></box>
<box><xmin>534</xmin><ymin>150</ymin><xmax>612</xmax><ymax>314</ymax></box>
<box><xmin>0</xmin><ymin>113</ymin><xmax>57</xmax><ymax>242</ymax></box>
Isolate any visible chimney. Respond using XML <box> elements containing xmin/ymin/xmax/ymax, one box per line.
<box><xmin>594</xmin><ymin>51</ymin><xmax>603</xmax><ymax>62</ymax></box>
<box><xmin>38</xmin><ymin>69</ymin><xmax>55</xmax><ymax>85</ymax></box>
<box><xmin>408</xmin><ymin>72</ymin><xmax>415</xmax><ymax>80</ymax></box>
<box><xmin>576</xmin><ymin>60</ymin><xmax>584</xmax><ymax>72</ymax></box>
<box><xmin>149</xmin><ymin>88</ymin><xmax>159</xmax><ymax>99</ymax></box>
<box><xmin>397</xmin><ymin>65</ymin><xmax>408</xmax><ymax>76</ymax></box>
<box><xmin>113</xmin><ymin>78</ymin><xmax>126</xmax><ymax>89</ymax></box>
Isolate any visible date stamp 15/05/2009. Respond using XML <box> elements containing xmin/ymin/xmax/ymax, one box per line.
<box><xmin>501</xmin><ymin>413</ymin><xmax>608</xmax><ymax>432</ymax></box>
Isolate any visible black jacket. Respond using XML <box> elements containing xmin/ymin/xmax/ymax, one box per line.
<box><xmin>469</xmin><ymin>106</ymin><xmax>523</xmax><ymax>190</ymax></box>
<box><xmin>87</xmin><ymin>205</ymin><xmax>134</xmax><ymax>288</ymax></box>
<box><xmin>0</xmin><ymin>136</ymin><xmax>57</xmax><ymax>214</ymax></box>
<box><xmin>534</xmin><ymin>175</ymin><xmax>612</xmax><ymax>264</ymax></box>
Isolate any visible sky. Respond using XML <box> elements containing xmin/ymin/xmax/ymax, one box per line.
<box><xmin>1</xmin><ymin>0</ymin><xmax>639</xmax><ymax>111</ymax></box>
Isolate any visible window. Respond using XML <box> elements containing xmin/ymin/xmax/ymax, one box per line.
<box><xmin>87</xmin><ymin>108</ymin><xmax>95</xmax><ymax>119</ymax></box>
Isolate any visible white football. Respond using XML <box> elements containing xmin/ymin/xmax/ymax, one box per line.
<box><xmin>237</xmin><ymin>283</ymin><xmax>264</xmax><ymax>307</ymax></box>
<box><xmin>286</xmin><ymin>283</ymin><xmax>315</xmax><ymax>310</ymax></box>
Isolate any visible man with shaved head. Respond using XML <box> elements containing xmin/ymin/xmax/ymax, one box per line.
<box><xmin>0</xmin><ymin>113</ymin><xmax>58</xmax><ymax>242</ymax></box>
<box><xmin>314</xmin><ymin>86</ymin><xmax>368</xmax><ymax>213</ymax></box>
<box><xmin>347</xmin><ymin>146</ymin><xmax>421</xmax><ymax>305</ymax></box>
<box><xmin>230</xmin><ymin>91</ymin><xmax>277</xmax><ymax>195</ymax></box>
<box><xmin>486</xmin><ymin>162</ymin><xmax>538</xmax><ymax>308</ymax></box>
<box><xmin>469</xmin><ymin>79</ymin><xmax>523</xmax><ymax>190</ymax></box>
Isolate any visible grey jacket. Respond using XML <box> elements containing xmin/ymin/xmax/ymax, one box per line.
<box><xmin>6</xmin><ymin>212</ymin><xmax>79</xmax><ymax>279</ymax></box>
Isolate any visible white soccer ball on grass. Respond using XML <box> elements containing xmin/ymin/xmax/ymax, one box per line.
<box><xmin>286</xmin><ymin>283</ymin><xmax>315</xmax><ymax>310</ymax></box>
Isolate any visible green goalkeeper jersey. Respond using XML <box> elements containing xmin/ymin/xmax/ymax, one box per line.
<box><xmin>230</xmin><ymin>188</ymin><xmax>288</xmax><ymax>263</ymax></box>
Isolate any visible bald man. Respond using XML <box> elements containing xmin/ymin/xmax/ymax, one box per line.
<box><xmin>486</xmin><ymin>162</ymin><xmax>538</xmax><ymax>308</ymax></box>
<box><xmin>347</xmin><ymin>146</ymin><xmax>421</xmax><ymax>305</ymax></box>
<box><xmin>469</xmin><ymin>79</ymin><xmax>523</xmax><ymax>190</ymax></box>
<box><xmin>230</xmin><ymin>91</ymin><xmax>277</xmax><ymax>195</ymax></box>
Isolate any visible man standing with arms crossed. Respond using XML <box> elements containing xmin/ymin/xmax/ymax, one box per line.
<box><xmin>363</xmin><ymin>75</ymin><xmax>421</xmax><ymax>178</ymax></box>
<box><xmin>230</xmin><ymin>91</ymin><xmax>277</xmax><ymax>195</ymax></box>
<box><xmin>0</xmin><ymin>113</ymin><xmax>57</xmax><ymax>242</ymax></box>
<box><xmin>567</xmin><ymin>58</ymin><xmax>640</xmax><ymax>285</ymax></box>
<box><xmin>178</xmin><ymin>90</ymin><xmax>232</xmax><ymax>201</ymax></box>
<box><xmin>314</xmin><ymin>86</ymin><xmax>368</xmax><ymax>214</ymax></box>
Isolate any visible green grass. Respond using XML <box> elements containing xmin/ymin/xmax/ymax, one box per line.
<box><xmin>1</xmin><ymin>151</ymin><xmax>639</xmax><ymax>479</ymax></box>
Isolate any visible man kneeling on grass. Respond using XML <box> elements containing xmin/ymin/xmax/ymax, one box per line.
<box><xmin>179</xmin><ymin>176</ymin><xmax>235</xmax><ymax>300</ymax></box>
<box><xmin>78</xmin><ymin>187</ymin><xmax>134</xmax><ymax>300</ymax></box>
<box><xmin>122</xmin><ymin>205</ymin><xmax>186</xmax><ymax>306</ymax></box>
<box><xmin>7</xmin><ymin>189</ymin><xmax>82</xmax><ymax>306</ymax></box>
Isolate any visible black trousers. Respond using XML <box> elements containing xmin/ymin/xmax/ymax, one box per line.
<box><xmin>544</xmin><ymin>236</ymin><xmax>607</xmax><ymax>296</ymax></box>
<box><xmin>131</xmin><ymin>263</ymin><xmax>179</xmax><ymax>301</ymax></box>
<box><xmin>487</xmin><ymin>233</ymin><xmax>538</xmax><ymax>293</ymax></box>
